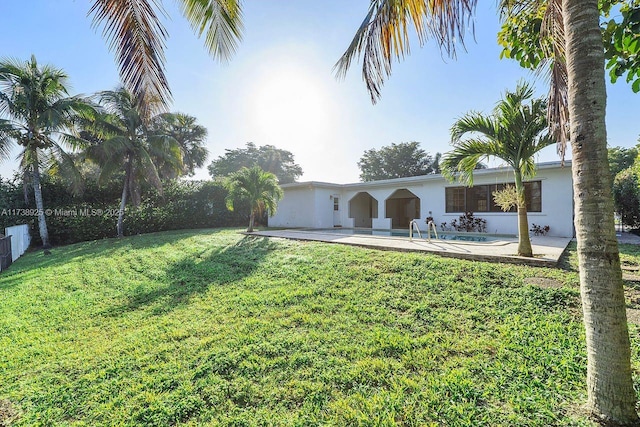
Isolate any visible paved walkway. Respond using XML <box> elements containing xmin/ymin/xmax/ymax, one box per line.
<box><xmin>252</xmin><ymin>229</ymin><xmax>572</xmax><ymax>267</ymax></box>
<box><xmin>617</xmin><ymin>231</ymin><xmax>640</xmax><ymax>245</ymax></box>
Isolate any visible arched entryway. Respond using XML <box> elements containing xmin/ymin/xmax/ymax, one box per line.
<box><xmin>385</xmin><ymin>189</ymin><xmax>420</xmax><ymax>229</ymax></box>
<box><xmin>349</xmin><ymin>192</ymin><xmax>378</xmax><ymax>228</ymax></box>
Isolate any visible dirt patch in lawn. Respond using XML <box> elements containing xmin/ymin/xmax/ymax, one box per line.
<box><xmin>525</xmin><ymin>277</ymin><xmax>564</xmax><ymax>289</ymax></box>
<box><xmin>0</xmin><ymin>399</ymin><xmax>20</xmax><ymax>426</ymax></box>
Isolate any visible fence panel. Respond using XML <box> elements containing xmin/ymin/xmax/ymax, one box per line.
<box><xmin>0</xmin><ymin>236</ymin><xmax>11</xmax><ymax>271</ymax></box>
<box><xmin>5</xmin><ymin>224</ymin><xmax>30</xmax><ymax>262</ymax></box>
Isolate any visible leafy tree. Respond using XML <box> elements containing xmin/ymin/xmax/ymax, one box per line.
<box><xmin>150</xmin><ymin>112</ymin><xmax>209</xmax><ymax>178</ymax></box>
<box><xmin>337</xmin><ymin>0</ymin><xmax>639</xmax><ymax>422</ymax></box>
<box><xmin>357</xmin><ymin>141</ymin><xmax>440</xmax><ymax>181</ymax></box>
<box><xmin>613</xmin><ymin>167</ymin><xmax>640</xmax><ymax>227</ymax></box>
<box><xmin>0</xmin><ymin>56</ymin><xmax>95</xmax><ymax>248</ymax></box>
<box><xmin>208</xmin><ymin>142</ymin><xmax>302</xmax><ymax>184</ymax></box>
<box><xmin>87</xmin><ymin>87</ymin><xmax>182</xmax><ymax>237</ymax></box>
<box><xmin>498</xmin><ymin>0</ymin><xmax>640</xmax><ymax>92</ymax></box>
<box><xmin>224</xmin><ymin>165</ymin><xmax>283</xmax><ymax>232</ymax></box>
<box><xmin>602</xmin><ymin>1</ymin><xmax>640</xmax><ymax>91</ymax></box>
<box><xmin>608</xmin><ymin>144</ymin><xmax>639</xmax><ymax>181</ymax></box>
<box><xmin>441</xmin><ymin>82</ymin><xmax>554</xmax><ymax>257</ymax></box>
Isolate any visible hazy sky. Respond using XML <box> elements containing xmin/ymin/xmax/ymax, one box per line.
<box><xmin>0</xmin><ymin>1</ymin><xmax>638</xmax><ymax>184</ymax></box>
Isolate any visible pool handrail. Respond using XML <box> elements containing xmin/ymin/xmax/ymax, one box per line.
<box><xmin>426</xmin><ymin>220</ymin><xmax>439</xmax><ymax>241</ymax></box>
<box><xmin>410</xmin><ymin>219</ymin><xmax>439</xmax><ymax>242</ymax></box>
<box><xmin>409</xmin><ymin>220</ymin><xmax>422</xmax><ymax>241</ymax></box>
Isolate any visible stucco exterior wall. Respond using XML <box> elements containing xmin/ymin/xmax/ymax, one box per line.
<box><xmin>271</xmin><ymin>162</ymin><xmax>574</xmax><ymax>237</ymax></box>
<box><xmin>313</xmin><ymin>188</ymin><xmax>339</xmax><ymax>229</ymax></box>
<box><xmin>269</xmin><ymin>186</ymin><xmax>317</xmax><ymax>228</ymax></box>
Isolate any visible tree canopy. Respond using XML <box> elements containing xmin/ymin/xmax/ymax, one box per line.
<box><xmin>86</xmin><ymin>87</ymin><xmax>182</xmax><ymax>237</ymax></box>
<box><xmin>498</xmin><ymin>0</ymin><xmax>640</xmax><ymax>92</ymax></box>
<box><xmin>208</xmin><ymin>142</ymin><xmax>302</xmax><ymax>184</ymax></box>
<box><xmin>608</xmin><ymin>144</ymin><xmax>639</xmax><ymax>181</ymax></box>
<box><xmin>357</xmin><ymin>142</ymin><xmax>440</xmax><ymax>182</ymax></box>
<box><xmin>0</xmin><ymin>55</ymin><xmax>96</xmax><ymax>248</ymax></box>
<box><xmin>150</xmin><ymin>112</ymin><xmax>209</xmax><ymax>178</ymax></box>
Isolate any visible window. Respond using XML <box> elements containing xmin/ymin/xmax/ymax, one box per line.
<box><xmin>333</xmin><ymin>197</ymin><xmax>339</xmax><ymax>211</ymax></box>
<box><xmin>445</xmin><ymin>187</ymin><xmax>465</xmax><ymax>212</ymax></box>
<box><xmin>445</xmin><ymin>181</ymin><xmax>542</xmax><ymax>213</ymax></box>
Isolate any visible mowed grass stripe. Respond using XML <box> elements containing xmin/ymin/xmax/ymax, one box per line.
<box><xmin>0</xmin><ymin>228</ymin><xmax>634</xmax><ymax>426</ymax></box>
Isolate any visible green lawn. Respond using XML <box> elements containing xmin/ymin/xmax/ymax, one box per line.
<box><xmin>1</xmin><ymin>229</ymin><xmax>638</xmax><ymax>426</ymax></box>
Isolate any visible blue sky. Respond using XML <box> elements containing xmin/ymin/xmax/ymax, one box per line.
<box><xmin>0</xmin><ymin>0</ymin><xmax>638</xmax><ymax>183</ymax></box>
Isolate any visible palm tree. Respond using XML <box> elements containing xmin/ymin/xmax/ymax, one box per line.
<box><xmin>150</xmin><ymin>112</ymin><xmax>208</xmax><ymax>178</ymax></box>
<box><xmin>224</xmin><ymin>166</ymin><xmax>283</xmax><ymax>232</ymax></box>
<box><xmin>337</xmin><ymin>1</ymin><xmax>638</xmax><ymax>423</ymax></box>
<box><xmin>563</xmin><ymin>1</ymin><xmax>637</xmax><ymax>423</ymax></box>
<box><xmin>441</xmin><ymin>82</ymin><xmax>554</xmax><ymax>257</ymax></box>
<box><xmin>87</xmin><ymin>87</ymin><xmax>182</xmax><ymax>237</ymax></box>
<box><xmin>0</xmin><ymin>56</ymin><xmax>95</xmax><ymax>248</ymax></box>
<box><xmin>87</xmin><ymin>0</ymin><xmax>243</xmax><ymax>116</ymax></box>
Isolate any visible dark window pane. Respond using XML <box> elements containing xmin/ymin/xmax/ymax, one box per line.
<box><xmin>466</xmin><ymin>185</ymin><xmax>489</xmax><ymax>212</ymax></box>
<box><xmin>525</xmin><ymin>181</ymin><xmax>542</xmax><ymax>212</ymax></box>
<box><xmin>446</xmin><ymin>187</ymin><xmax>465</xmax><ymax>212</ymax></box>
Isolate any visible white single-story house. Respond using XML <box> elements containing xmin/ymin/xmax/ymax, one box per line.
<box><xmin>269</xmin><ymin>161</ymin><xmax>574</xmax><ymax>237</ymax></box>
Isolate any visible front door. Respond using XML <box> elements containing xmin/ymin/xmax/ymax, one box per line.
<box><xmin>333</xmin><ymin>195</ymin><xmax>341</xmax><ymax>227</ymax></box>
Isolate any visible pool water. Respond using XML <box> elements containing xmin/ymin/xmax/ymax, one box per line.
<box><xmin>309</xmin><ymin>228</ymin><xmax>508</xmax><ymax>242</ymax></box>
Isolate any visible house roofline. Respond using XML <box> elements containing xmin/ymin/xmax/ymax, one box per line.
<box><xmin>281</xmin><ymin>160</ymin><xmax>572</xmax><ymax>190</ymax></box>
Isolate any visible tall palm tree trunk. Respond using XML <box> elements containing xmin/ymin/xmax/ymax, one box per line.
<box><xmin>248</xmin><ymin>211</ymin><xmax>255</xmax><ymax>232</ymax></box>
<box><xmin>31</xmin><ymin>152</ymin><xmax>50</xmax><ymax>249</ymax></box>
<box><xmin>564</xmin><ymin>0</ymin><xmax>638</xmax><ymax>423</ymax></box>
<box><xmin>514</xmin><ymin>172</ymin><xmax>533</xmax><ymax>257</ymax></box>
<box><xmin>117</xmin><ymin>163</ymin><xmax>130</xmax><ymax>238</ymax></box>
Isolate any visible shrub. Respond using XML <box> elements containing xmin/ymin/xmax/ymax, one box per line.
<box><xmin>530</xmin><ymin>224</ymin><xmax>550</xmax><ymax>236</ymax></box>
<box><xmin>451</xmin><ymin>212</ymin><xmax>487</xmax><ymax>233</ymax></box>
<box><xmin>613</xmin><ymin>168</ymin><xmax>640</xmax><ymax>228</ymax></box>
<box><xmin>0</xmin><ymin>178</ymin><xmax>251</xmax><ymax>246</ymax></box>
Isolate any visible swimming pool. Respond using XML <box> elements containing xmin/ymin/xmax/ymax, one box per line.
<box><xmin>306</xmin><ymin>228</ymin><xmax>512</xmax><ymax>243</ymax></box>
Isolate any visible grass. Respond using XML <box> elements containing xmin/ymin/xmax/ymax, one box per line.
<box><xmin>0</xmin><ymin>228</ymin><xmax>638</xmax><ymax>426</ymax></box>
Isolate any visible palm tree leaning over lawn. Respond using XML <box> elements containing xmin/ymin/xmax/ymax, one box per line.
<box><xmin>0</xmin><ymin>55</ymin><xmax>95</xmax><ymax>248</ymax></box>
<box><xmin>87</xmin><ymin>87</ymin><xmax>182</xmax><ymax>237</ymax></box>
<box><xmin>225</xmin><ymin>166</ymin><xmax>283</xmax><ymax>232</ymax></box>
<box><xmin>336</xmin><ymin>0</ymin><xmax>638</xmax><ymax>423</ymax></box>
<box><xmin>441</xmin><ymin>82</ymin><xmax>554</xmax><ymax>257</ymax></box>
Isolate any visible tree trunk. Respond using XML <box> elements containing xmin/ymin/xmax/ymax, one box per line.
<box><xmin>31</xmin><ymin>154</ymin><xmax>50</xmax><ymax>249</ymax></box>
<box><xmin>514</xmin><ymin>171</ymin><xmax>533</xmax><ymax>257</ymax></box>
<box><xmin>117</xmin><ymin>164</ymin><xmax>130</xmax><ymax>238</ymax></box>
<box><xmin>247</xmin><ymin>211</ymin><xmax>255</xmax><ymax>232</ymax></box>
<box><xmin>563</xmin><ymin>0</ymin><xmax>639</xmax><ymax>424</ymax></box>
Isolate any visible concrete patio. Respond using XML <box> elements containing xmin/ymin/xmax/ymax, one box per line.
<box><xmin>252</xmin><ymin>229</ymin><xmax>573</xmax><ymax>267</ymax></box>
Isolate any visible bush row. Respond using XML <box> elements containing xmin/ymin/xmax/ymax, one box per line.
<box><xmin>0</xmin><ymin>178</ymin><xmax>253</xmax><ymax>246</ymax></box>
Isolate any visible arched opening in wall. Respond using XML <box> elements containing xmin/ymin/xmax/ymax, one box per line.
<box><xmin>348</xmin><ymin>192</ymin><xmax>378</xmax><ymax>228</ymax></box>
<box><xmin>385</xmin><ymin>189</ymin><xmax>420</xmax><ymax>229</ymax></box>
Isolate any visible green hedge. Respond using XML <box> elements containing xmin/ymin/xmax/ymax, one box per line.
<box><xmin>0</xmin><ymin>178</ymin><xmax>253</xmax><ymax>246</ymax></box>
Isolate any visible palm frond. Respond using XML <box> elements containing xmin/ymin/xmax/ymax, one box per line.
<box><xmin>335</xmin><ymin>0</ymin><xmax>477</xmax><ymax>103</ymax></box>
<box><xmin>540</xmin><ymin>0</ymin><xmax>568</xmax><ymax>161</ymax></box>
<box><xmin>89</xmin><ymin>0</ymin><xmax>171</xmax><ymax>118</ymax></box>
<box><xmin>49</xmin><ymin>142</ymin><xmax>85</xmax><ymax>195</ymax></box>
<box><xmin>441</xmin><ymin>138</ymin><xmax>502</xmax><ymax>185</ymax></box>
<box><xmin>444</xmin><ymin>81</ymin><xmax>553</xmax><ymax>185</ymax></box>
<box><xmin>179</xmin><ymin>0</ymin><xmax>243</xmax><ymax>62</ymax></box>
<box><xmin>0</xmin><ymin>118</ymin><xmax>20</xmax><ymax>161</ymax></box>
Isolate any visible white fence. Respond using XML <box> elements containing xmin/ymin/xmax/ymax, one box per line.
<box><xmin>5</xmin><ymin>224</ymin><xmax>30</xmax><ymax>262</ymax></box>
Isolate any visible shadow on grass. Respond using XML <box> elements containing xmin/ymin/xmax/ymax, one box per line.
<box><xmin>104</xmin><ymin>235</ymin><xmax>279</xmax><ymax>316</ymax></box>
<box><xmin>0</xmin><ymin>228</ymin><xmax>230</xmax><ymax>278</ymax></box>
<box><xmin>557</xmin><ymin>241</ymin><xmax>640</xmax><ymax>274</ymax></box>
